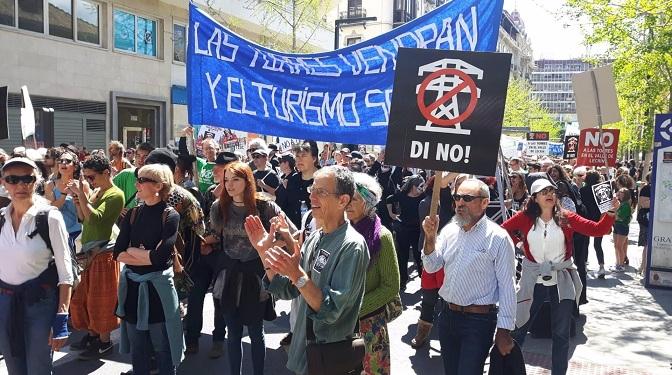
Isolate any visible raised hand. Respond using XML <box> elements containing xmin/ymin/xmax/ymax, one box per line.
<box><xmin>244</xmin><ymin>215</ymin><xmax>277</xmax><ymax>257</ymax></box>
<box><xmin>422</xmin><ymin>215</ymin><xmax>439</xmax><ymax>240</ymax></box>
<box><xmin>265</xmin><ymin>245</ymin><xmax>302</xmax><ymax>282</ymax></box>
<box><xmin>272</xmin><ymin>213</ymin><xmax>299</xmax><ymax>256</ymax></box>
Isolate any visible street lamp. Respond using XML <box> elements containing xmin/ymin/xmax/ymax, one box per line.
<box><xmin>334</xmin><ymin>16</ymin><xmax>377</xmax><ymax>50</ymax></box>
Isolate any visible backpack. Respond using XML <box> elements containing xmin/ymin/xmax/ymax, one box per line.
<box><xmin>0</xmin><ymin>208</ymin><xmax>81</xmax><ymax>285</ymax></box>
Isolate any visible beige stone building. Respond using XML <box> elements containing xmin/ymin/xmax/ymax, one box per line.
<box><xmin>0</xmin><ymin>0</ymin><xmax>334</xmax><ymax>151</ymax></box>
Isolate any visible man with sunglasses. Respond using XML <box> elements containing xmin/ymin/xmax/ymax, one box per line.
<box><xmin>421</xmin><ymin>178</ymin><xmax>517</xmax><ymax>375</ymax></box>
<box><xmin>67</xmin><ymin>155</ymin><xmax>125</xmax><ymax>360</ymax></box>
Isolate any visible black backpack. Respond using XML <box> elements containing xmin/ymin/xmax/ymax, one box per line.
<box><xmin>0</xmin><ymin>208</ymin><xmax>81</xmax><ymax>284</ymax></box>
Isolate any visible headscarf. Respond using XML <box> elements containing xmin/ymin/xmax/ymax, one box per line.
<box><xmin>352</xmin><ymin>182</ymin><xmax>383</xmax><ymax>269</ymax></box>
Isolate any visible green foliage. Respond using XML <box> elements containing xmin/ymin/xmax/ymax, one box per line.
<box><xmin>503</xmin><ymin>77</ymin><xmax>562</xmax><ymax>139</ymax></box>
<box><xmin>566</xmin><ymin>0</ymin><xmax>672</xmax><ymax>154</ymax></box>
<box><xmin>248</xmin><ymin>0</ymin><xmax>332</xmax><ymax>52</ymax></box>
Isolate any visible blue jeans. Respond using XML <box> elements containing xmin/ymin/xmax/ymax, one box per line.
<box><xmin>223</xmin><ymin>312</ymin><xmax>265</xmax><ymax>375</ymax></box>
<box><xmin>184</xmin><ymin>256</ymin><xmax>226</xmax><ymax>345</ymax></box>
<box><xmin>0</xmin><ymin>287</ymin><xmax>57</xmax><ymax>375</ymax></box>
<box><xmin>513</xmin><ymin>284</ymin><xmax>574</xmax><ymax>375</ymax></box>
<box><xmin>437</xmin><ymin>308</ymin><xmax>496</xmax><ymax>375</ymax></box>
<box><xmin>125</xmin><ymin>322</ymin><xmax>175</xmax><ymax>375</ymax></box>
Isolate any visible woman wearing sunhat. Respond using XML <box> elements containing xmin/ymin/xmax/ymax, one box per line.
<box><xmin>501</xmin><ymin>178</ymin><xmax>618</xmax><ymax>375</ymax></box>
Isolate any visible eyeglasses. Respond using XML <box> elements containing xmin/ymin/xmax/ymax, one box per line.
<box><xmin>307</xmin><ymin>185</ymin><xmax>339</xmax><ymax>198</ymax></box>
<box><xmin>538</xmin><ymin>187</ymin><xmax>556</xmax><ymax>195</ymax></box>
<box><xmin>452</xmin><ymin>194</ymin><xmax>486</xmax><ymax>203</ymax></box>
<box><xmin>137</xmin><ymin>176</ymin><xmax>158</xmax><ymax>184</ymax></box>
<box><xmin>83</xmin><ymin>174</ymin><xmax>96</xmax><ymax>182</ymax></box>
<box><xmin>4</xmin><ymin>175</ymin><xmax>36</xmax><ymax>185</ymax></box>
<box><xmin>58</xmin><ymin>159</ymin><xmax>74</xmax><ymax>165</ymax></box>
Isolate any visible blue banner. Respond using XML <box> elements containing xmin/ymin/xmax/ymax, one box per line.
<box><xmin>188</xmin><ymin>0</ymin><xmax>504</xmax><ymax>144</ymax></box>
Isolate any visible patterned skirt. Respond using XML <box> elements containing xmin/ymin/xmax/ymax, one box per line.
<box><xmin>359</xmin><ymin>309</ymin><xmax>391</xmax><ymax>375</ymax></box>
<box><xmin>70</xmin><ymin>252</ymin><xmax>120</xmax><ymax>333</ymax></box>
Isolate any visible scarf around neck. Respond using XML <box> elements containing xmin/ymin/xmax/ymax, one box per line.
<box><xmin>353</xmin><ymin>214</ymin><xmax>382</xmax><ymax>269</ymax></box>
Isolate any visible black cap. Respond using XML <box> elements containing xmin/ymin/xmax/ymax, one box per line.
<box><xmin>350</xmin><ymin>151</ymin><xmax>363</xmax><ymax>160</ymax></box>
<box><xmin>145</xmin><ymin>148</ymin><xmax>177</xmax><ymax>171</ymax></box>
<box><xmin>215</xmin><ymin>151</ymin><xmax>238</xmax><ymax>165</ymax></box>
<box><xmin>278</xmin><ymin>152</ymin><xmax>295</xmax><ymax>163</ymax></box>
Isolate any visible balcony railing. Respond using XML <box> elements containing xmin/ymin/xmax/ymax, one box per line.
<box><xmin>339</xmin><ymin>6</ymin><xmax>366</xmax><ymax>19</ymax></box>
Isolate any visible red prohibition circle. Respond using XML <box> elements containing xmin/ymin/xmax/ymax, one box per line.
<box><xmin>416</xmin><ymin>68</ymin><xmax>479</xmax><ymax>127</ymax></box>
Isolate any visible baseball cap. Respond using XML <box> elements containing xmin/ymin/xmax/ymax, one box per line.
<box><xmin>530</xmin><ymin>178</ymin><xmax>556</xmax><ymax>195</ymax></box>
<box><xmin>215</xmin><ymin>151</ymin><xmax>238</xmax><ymax>165</ymax></box>
<box><xmin>350</xmin><ymin>151</ymin><xmax>363</xmax><ymax>160</ymax></box>
<box><xmin>278</xmin><ymin>152</ymin><xmax>295</xmax><ymax>163</ymax></box>
<box><xmin>251</xmin><ymin>148</ymin><xmax>269</xmax><ymax>157</ymax></box>
<box><xmin>1</xmin><ymin>157</ymin><xmax>38</xmax><ymax>172</ymax></box>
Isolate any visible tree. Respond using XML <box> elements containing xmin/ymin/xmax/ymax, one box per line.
<box><xmin>503</xmin><ymin>77</ymin><xmax>562</xmax><ymax>140</ymax></box>
<box><xmin>565</xmin><ymin>0</ymin><xmax>672</xmax><ymax>156</ymax></box>
<box><xmin>246</xmin><ymin>0</ymin><xmax>333</xmax><ymax>52</ymax></box>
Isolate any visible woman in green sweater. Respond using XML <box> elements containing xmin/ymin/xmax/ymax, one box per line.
<box><xmin>612</xmin><ymin>188</ymin><xmax>633</xmax><ymax>272</ymax></box>
<box><xmin>346</xmin><ymin>172</ymin><xmax>400</xmax><ymax>375</ymax></box>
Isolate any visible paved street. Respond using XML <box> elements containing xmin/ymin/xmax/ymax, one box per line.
<box><xmin>3</xmin><ymin>219</ymin><xmax>670</xmax><ymax>375</ymax></box>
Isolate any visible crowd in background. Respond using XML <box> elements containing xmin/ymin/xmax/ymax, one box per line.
<box><xmin>0</xmin><ymin>135</ymin><xmax>651</xmax><ymax>375</ymax></box>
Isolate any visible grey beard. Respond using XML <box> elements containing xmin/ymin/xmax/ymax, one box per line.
<box><xmin>452</xmin><ymin>212</ymin><xmax>476</xmax><ymax>228</ymax></box>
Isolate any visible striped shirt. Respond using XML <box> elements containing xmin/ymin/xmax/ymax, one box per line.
<box><xmin>422</xmin><ymin>215</ymin><xmax>517</xmax><ymax>330</ymax></box>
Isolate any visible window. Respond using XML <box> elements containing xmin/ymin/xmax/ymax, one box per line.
<box><xmin>76</xmin><ymin>0</ymin><xmax>99</xmax><ymax>44</ymax></box>
<box><xmin>0</xmin><ymin>0</ymin><xmax>15</xmax><ymax>26</ymax></box>
<box><xmin>346</xmin><ymin>36</ymin><xmax>360</xmax><ymax>46</ymax></box>
<box><xmin>173</xmin><ymin>23</ymin><xmax>185</xmax><ymax>63</ymax></box>
<box><xmin>18</xmin><ymin>0</ymin><xmax>43</xmax><ymax>33</ymax></box>
<box><xmin>49</xmin><ymin>0</ymin><xmax>73</xmax><ymax>39</ymax></box>
<box><xmin>114</xmin><ymin>9</ymin><xmax>157</xmax><ymax>57</ymax></box>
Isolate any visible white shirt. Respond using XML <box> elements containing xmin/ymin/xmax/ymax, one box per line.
<box><xmin>0</xmin><ymin>203</ymin><xmax>74</xmax><ymax>286</ymax></box>
<box><xmin>526</xmin><ymin>218</ymin><xmax>566</xmax><ymax>286</ymax></box>
<box><xmin>422</xmin><ymin>215</ymin><xmax>517</xmax><ymax>330</ymax></box>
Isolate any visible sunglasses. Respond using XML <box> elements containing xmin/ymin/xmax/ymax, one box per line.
<box><xmin>4</xmin><ymin>175</ymin><xmax>37</xmax><ymax>185</ymax></box>
<box><xmin>58</xmin><ymin>158</ymin><xmax>74</xmax><ymax>165</ymax></box>
<box><xmin>137</xmin><ymin>176</ymin><xmax>158</xmax><ymax>184</ymax></box>
<box><xmin>453</xmin><ymin>194</ymin><xmax>485</xmax><ymax>202</ymax></box>
<box><xmin>538</xmin><ymin>187</ymin><xmax>556</xmax><ymax>195</ymax></box>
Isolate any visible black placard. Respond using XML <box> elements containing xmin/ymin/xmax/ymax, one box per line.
<box><xmin>385</xmin><ymin>49</ymin><xmax>511</xmax><ymax>175</ymax></box>
<box><xmin>0</xmin><ymin>86</ymin><xmax>7</xmax><ymax>140</ymax></box>
<box><xmin>563</xmin><ymin>135</ymin><xmax>579</xmax><ymax>159</ymax></box>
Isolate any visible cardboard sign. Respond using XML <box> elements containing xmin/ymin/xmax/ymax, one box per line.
<box><xmin>563</xmin><ymin>135</ymin><xmax>579</xmax><ymax>159</ymax></box>
<box><xmin>276</xmin><ymin>137</ymin><xmax>303</xmax><ymax>153</ymax></box>
<box><xmin>646</xmin><ymin>114</ymin><xmax>672</xmax><ymax>289</ymax></box>
<box><xmin>526</xmin><ymin>140</ymin><xmax>549</xmax><ymax>156</ymax></box>
<box><xmin>0</xmin><ymin>86</ymin><xmax>7</xmax><ymax>140</ymax></box>
<box><xmin>385</xmin><ymin>48</ymin><xmax>511</xmax><ymax>175</ymax></box>
<box><xmin>576</xmin><ymin>128</ymin><xmax>620</xmax><ymax>167</ymax></box>
<box><xmin>591</xmin><ymin>181</ymin><xmax>613</xmax><ymax>214</ymax></box>
<box><xmin>572</xmin><ymin>65</ymin><xmax>621</xmax><ymax>130</ymax></box>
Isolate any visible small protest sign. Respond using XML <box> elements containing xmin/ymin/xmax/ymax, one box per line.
<box><xmin>385</xmin><ymin>48</ymin><xmax>511</xmax><ymax>175</ymax></box>
<box><xmin>563</xmin><ymin>135</ymin><xmax>579</xmax><ymax>159</ymax></box>
<box><xmin>576</xmin><ymin>128</ymin><xmax>620</xmax><ymax>167</ymax></box>
<box><xmin>591</xmin><ymin>181</ymin><xmax>613</xmax><ymax>214</ymax></box>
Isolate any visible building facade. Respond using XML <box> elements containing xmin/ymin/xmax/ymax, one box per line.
<box><xmin>531</xmin><ymin>59</ymin><xmax>592</xmax><ymax>127</ymax></box>
<box><xmin>0</xmin><ymin>0</ymin><xmax>333</xmax><ymax>151</ymax></box>
<box><xmin>335</xmin><ymin>1</ymin><xmax>534</xmax><ymax>80</ymax></box>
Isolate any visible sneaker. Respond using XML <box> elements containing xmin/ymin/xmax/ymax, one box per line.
<box><xmin>79</xmin><ymin>339</ymin><xmax>113</xmax><ymax>360</ymax></box>
<box><xmin>70</xmin><ymin>334</ymin><xmax>98</xmax><ymax>351</ymax></box>
<box><xmin>279</xmin><ymin>333</ymin><xmax>293</xmax><ymax>346</ymax></box>
<box><xmin>624</xmin><ymin>256</ymin><xmax>629</xmax><ymax>265</ymax></box>
<box><xmin>597</xmin><ymin>266</ymin><xmax>606</xmax><ymax>279</ymax></box>
<box><xmin>208</xmin><ymin>341</ymin><xmax>225</xmax><ymax>359</ymax></box>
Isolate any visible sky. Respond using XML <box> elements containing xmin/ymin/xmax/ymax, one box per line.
<box><xmin>502</xmin><ymin>0</ymin><xmax>598</xmax><ymax>60</ymax></box>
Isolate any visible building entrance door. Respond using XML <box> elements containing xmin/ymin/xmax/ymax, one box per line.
<box><xmin>118</xmin><ymin>105</ymin><xmax>156</xmax><ymax>148</ymax></box>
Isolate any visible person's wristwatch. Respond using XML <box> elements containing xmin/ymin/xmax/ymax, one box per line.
<box><xmin>294</xmin><ymin>275</ymin><xmax>309</xmax><ymax>289</ymax></box>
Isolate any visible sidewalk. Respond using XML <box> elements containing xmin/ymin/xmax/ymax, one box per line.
<box><xmin>3</xmin><ymin>219</ymin><xmax>669</xmax><ymax>374</ymax></box>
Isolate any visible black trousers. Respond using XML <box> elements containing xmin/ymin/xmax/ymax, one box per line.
<box><xmin>573</xmin><ymin>234</ymin><xmax>589</xmax><ymax>304</ymax></box>
<box><xmin>396</xmin><ymin>226</ymin><xmax>422</xmax><ymax>286</ymax></box>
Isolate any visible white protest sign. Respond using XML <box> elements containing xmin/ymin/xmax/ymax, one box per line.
<box><xmin>276</xmin><ymin>137</ymin><xmax>303</xmax><ymax>153</ymax></box>
<box><xmin>591</xmin><ymin>181</ymin><xmax>613</xmax><ymax>214</ymax></box>
<box><xmin>572</xmin><ymin>65</ymin><xmax>621</xmax><ymax>130</ymax></box>
<box><xmin>527</xmin><ymin>141</ymin><xmax>549</xmax><ymax>156</ymax></box>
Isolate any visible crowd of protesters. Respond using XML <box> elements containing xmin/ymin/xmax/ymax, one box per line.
<box><xmin>0</xmin><ymin>136</ymin><xmax>650</xmax><ymax>375</ymax></box>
